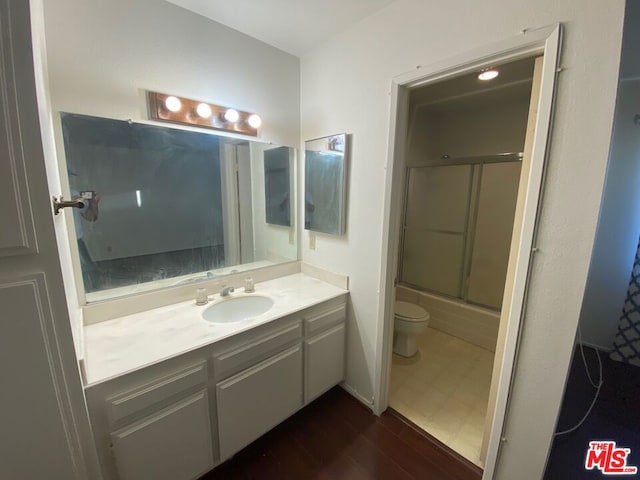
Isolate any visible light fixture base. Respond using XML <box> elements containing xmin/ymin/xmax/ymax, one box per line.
<box><xmin>147</xmin><ymin>91</ymin><xmax>259</xmax><ymax>136</ymax></box>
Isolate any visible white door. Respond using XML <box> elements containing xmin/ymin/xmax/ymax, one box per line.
<box><xmin>0</xmin><ymin>1</ymin><xmax>99</xmax><ymax>478</ymax></box>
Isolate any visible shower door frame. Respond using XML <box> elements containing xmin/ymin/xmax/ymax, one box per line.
<box><xmin>398</xmin><ymin>155</ymin><xmax>524</xmax><ymax>311</ymax></box>
<box><xmin>374</xmin><ymin>25</ymin><xmax>561</xmax><ymax>480</ymax></box>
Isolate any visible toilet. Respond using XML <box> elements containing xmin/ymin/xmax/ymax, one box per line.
<box><xmin>393</xmin><ymin>301</ymin><xmax>430</xmax><ymax>357</ymax></box>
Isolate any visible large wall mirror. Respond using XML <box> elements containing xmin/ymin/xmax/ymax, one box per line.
<box><xmin>61</xmin><ymin>113</ymin><xmax>297</xmax><ymax>302</ymax></box>
<box><xmin>304</xmin><ymin>133</ymin><xmax>349</xmax><ymax>235</ymax></box>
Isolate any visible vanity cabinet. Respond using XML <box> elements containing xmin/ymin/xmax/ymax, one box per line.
<box><xmin>212</xmin><ymin>316</ymin><xmax>304</xmax><ymax>460</ymax></box>
<box><xmin>305</xmin><ymin>324</ymin><xmax>345</xmax><ymax>402</ymax></box>
<box><xmin>86</xmin><ymin>360</ymin><xmax>215</xmax><ymax>480</ymax></box>
<box><xmin>304</xmin><ymin>303</ymin><xmax>347</xmax><ymax>403</ymax></box>
<box><xmin>110</xmin><ymin>390</ymin><xmax>213</xmax><ymax>480</ymax></box>
<box><xmin>85</xmin><ymin>294</ymin><xmax>347</xmax><ymax>480</ymax></box>
<box><xmin>216</xmin><ymin>345</ymin><xmax>303</xmax><ymax>460</ymax></box>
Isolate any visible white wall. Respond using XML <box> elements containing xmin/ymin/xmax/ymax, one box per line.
<box><xmin>41</xmin><ymin>0</ymin><xmax>299</xmax><ymax>350</ymax></box>
<box><xmin>579</xmin><ymin>79</ymin><xmax>640</xmax><ymax>350</ymax></box>
<box><xmin>300</xmin><ymin>1</ymin><xmax>624</xmax><ymax>478</ymax></box>
<box><xmin>579</xmin><ymin>0</ymin><xmax>640</xmax><ymax>351</ymax></box>
<box><xmin>408</xmin><ymin>97</ymin><xmax>530</xmax><ymax>163</ymax></box>
<box><xmin>43</xmin><ymin>0</ymin><xmax>299</xmax><ymax>147</ymax></box>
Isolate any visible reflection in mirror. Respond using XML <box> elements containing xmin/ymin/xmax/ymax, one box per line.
<box><xmin>61</xmin><ymin>113</ymin><xmax>297</xmax><ymax>302</ymax></box>
<box><xmin>264</xmin><ymin>146</ymin><xmax>291</xmax><ymax>227</ymax></box>
<box><xmin>304</xmin><ymin>133</ymin><xmax>349</xmax><ymax>235</ymax></box>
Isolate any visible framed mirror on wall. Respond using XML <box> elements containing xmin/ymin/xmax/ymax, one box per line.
<box><xmin>304</xmin><ymin>133</ymin><xmax>349</xmax><ymax>235</ymax></box>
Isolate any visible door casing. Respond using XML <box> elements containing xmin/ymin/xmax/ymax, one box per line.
<box><xmin>374</xmin><ymin>25</ymin><xmax>562</xmax><ymax>479</ymax></box>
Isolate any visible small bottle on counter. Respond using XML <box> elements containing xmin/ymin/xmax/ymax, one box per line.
<box><xmin>244</xmin><ymin>277</ymin><xmax>255</xmax><ymax>293</ymax></box>
<box><xmin>195</xmin><ymin>287</ymin><xmax>208</xmax><ymax>305</ymax></box>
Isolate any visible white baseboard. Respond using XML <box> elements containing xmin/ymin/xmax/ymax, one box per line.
<box><xmin>339</xmin><ymin>382</ymin><xmax>374</xmax><ymax>408</ymax></box>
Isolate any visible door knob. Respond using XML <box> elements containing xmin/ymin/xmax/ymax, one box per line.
<box><xmin>52</xmin><ymin>196</ymin><xmax>85</xmax><ymax>215</ymax></box>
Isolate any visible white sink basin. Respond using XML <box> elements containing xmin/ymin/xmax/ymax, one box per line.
<box><xmin>202</xmin><ymin>295</ymin><xmax>274</xmax><ymax>324</ymax></box>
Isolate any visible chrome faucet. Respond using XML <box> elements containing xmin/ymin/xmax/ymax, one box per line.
<box><xmin>220</xmin><ymin>285</ymin><xmax>235</xmax><ymax>297</ymax></box>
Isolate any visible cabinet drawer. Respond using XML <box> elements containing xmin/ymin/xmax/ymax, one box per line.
<box><xmin>111</xmin><ymin>390</ymin><xmax>213</xmax><ymax>480</ymax></box>
<box><xmin>305</xmin><ymin>323</ymin><xmax>345</xmax><ymax>403</ymax></box>
<box><xmin>213</xmin><ymin>322</ymin><xmax>302</xmax><ymax>381</ymax></box>
<box><xmin>216</xmin><ymin>345</ymin><xmax>303</xmax><ymax>460</ymax></box>
<box><xmin>106</xmin><ymin>362</ymin><xmax>208</xmax><ymax>425</ymax></box>
<box><xmin>304</xmin><ymin>303</ymin><xmax>346</xmax><ymax>336</ymax></box>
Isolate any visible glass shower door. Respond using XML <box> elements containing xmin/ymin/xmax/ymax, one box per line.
<box><xmin>399</xmin><ymin>160</ymin><xmax>521</xmax><ymax>310</ymax></box>
<box><xmin>466</xmin><ymin>161</ymin><xmax>521</xmax><ymax>308</ymax></box>
<box><xmin>400</xmin><ymin>165</ymin><xmax>472</xmax><ymax>297</ymax></box>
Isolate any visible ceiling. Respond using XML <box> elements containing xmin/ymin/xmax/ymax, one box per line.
<box><xmin>410</xmin><ymin>57</ymin><xmax>536</xmax><ymax>112</ymax></box>
<box><xmin>165</xmin><ymin>0</ymin><xmax>395</xmax><ymax>57</ymax></box>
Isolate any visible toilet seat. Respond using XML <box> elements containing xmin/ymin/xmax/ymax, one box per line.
<box><xmin>394</xmin><ymin>301</ymin><xmax>429</xmax><ymax>322</ymax></box>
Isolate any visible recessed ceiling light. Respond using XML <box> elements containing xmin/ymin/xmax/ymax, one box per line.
<box><xmin>478</xmin><ymin>69</ymin><xmax>499</xmax><ymax>81</ymax></box>
<box><xmin>165</xmin><ymin>96</ymin><xmax>182</xmax><ymax>112</ymax></box>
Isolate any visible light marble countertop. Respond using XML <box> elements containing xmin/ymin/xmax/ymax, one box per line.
<box><xmin>83</xmin><ymin>273</ymin><xmax>348</xmax><ymax>386</ymax></box>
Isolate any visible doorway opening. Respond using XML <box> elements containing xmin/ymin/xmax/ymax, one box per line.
<box><xmin>375</xmin><ymin>25</ymin><xmax>561</xmax><ymax>479</ymax></box>
<box><xmin>388</xmin><ymin>55</ymin><xmax>539</xmax><ymax>467</ymax></box>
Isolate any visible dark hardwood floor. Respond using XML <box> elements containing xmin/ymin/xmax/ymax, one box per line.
<box><xmin>201</xmin><ymin>386</ymin><xmax>482</xmax><ymax>480</ymax></box>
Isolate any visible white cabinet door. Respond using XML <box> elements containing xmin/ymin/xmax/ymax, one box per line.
<box><xmin>305</xmin><ymin>323</ymin><xmax>345</xmax><ymax>403</ymax></box>
<box><xmin>216</xmin><ymin>345</ymin><xmax>302</xmax><ymax>460</ymax></box>
<box><xmin>111</xmin><ymin>390</ymin><xmax>214</xmax><ymax>480</ymax></box>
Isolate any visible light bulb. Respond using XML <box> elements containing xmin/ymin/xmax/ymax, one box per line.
<box><xmin>247</xmin><ymin>114</ymin><xmax>262</xmax><ymax>129</ymax></box>
<box><xmin>196</xmin><ymin>103</ymin><xmax>212</xmax><ymax>118</ymax></box>
<box><xmin>478</xmin><ymin>69</ymin><xmax>499</xmax><ymax>81</ymax></box>
<box><xmin>165</xmin><ymin>96</ymin><xmax>182</xmax><ymax>112</ymax></box>
<box><xmin>223</xmin><ymin>109</ymin><xmax>239</xmax><ymax>123</ymax></box>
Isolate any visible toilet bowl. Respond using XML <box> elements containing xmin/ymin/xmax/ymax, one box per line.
<box><xmin>393</xmin><ymin>301</ymin><xmax>430</xmax><ymax>357</ymax></box>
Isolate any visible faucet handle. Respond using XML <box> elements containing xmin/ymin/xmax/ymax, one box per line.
<box><xmin>220</xmin><ymin>285</ymin><xmax>235</xmax><ymax>297</ymax></box>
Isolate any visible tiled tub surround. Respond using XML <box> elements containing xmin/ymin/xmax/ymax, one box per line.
<box><xmin>389</xmin><ymin>327</ymin><xmax>494</xmax><ymax>466</ymax></box>
<box><xmin>396</xmin><ymin>285</ymin><xmax>500</xmax><ymax>351</ymax></box>
<box><xmin>83</xmin><ymin>273</ymin><xmax>347</xmax><ymax>385</ymax></box>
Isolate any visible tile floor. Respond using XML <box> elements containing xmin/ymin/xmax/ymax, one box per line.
<box><xmin>389</xmin><ymin>327</ymin><xmax>494</xmax><ymax>466</ymax></box>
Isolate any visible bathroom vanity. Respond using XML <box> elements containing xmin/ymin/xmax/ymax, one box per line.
<box><xmin>82</xmin><ymin>273</ymin><xmax>348</xmax><ymax>480</ymax></box>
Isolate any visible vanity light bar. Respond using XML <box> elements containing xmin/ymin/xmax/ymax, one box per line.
<box><xmin>147</xmin><ymin>91</ymin><xmax>260</xmax><ymax>136</ymax></box>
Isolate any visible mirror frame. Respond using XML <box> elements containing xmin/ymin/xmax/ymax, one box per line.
<box><xmin>304</xmin><ymin>133</ymin><xmax>349</xmax><ymax>235</ymax></box>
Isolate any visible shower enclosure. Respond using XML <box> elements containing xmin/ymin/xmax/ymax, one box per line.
<box><xmin>399</xmin><ymin>154</ymin><xmax>521</xmax><ymax>310</ymax></box>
